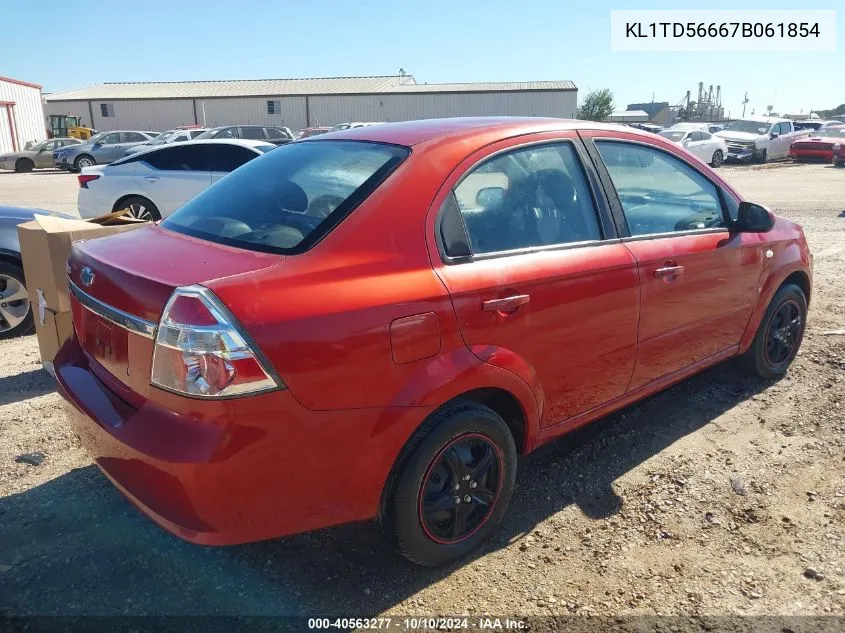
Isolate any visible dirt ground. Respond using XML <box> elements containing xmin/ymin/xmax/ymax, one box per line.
<box><xmin>0</xmin><ymin>164</ymin><xmax>843</xmax><ymax>623</ymax></box>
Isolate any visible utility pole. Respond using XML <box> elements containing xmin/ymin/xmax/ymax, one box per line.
<box><xmin>742</xmin><ymin>92</ymin><xmax>749</xmax><ymax>117</ymax></box>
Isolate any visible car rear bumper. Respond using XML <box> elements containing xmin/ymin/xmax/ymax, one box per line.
<box><xmin>54</xmin><ymin>333</ymin><xmax>430</xmax><ymax>545</ymax></box>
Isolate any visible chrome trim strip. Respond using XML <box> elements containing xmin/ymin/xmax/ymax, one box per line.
<box><xmin>69</xmin><ymin>281</ymin><xmax>157</xmax><ymax>338</ymax></box>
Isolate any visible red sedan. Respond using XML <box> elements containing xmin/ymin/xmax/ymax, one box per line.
<box><xmin>789</xmin><ymin>125</ymin><xmax>845</xmax><ymax>162</ymax></box>
<box><xmin>56</xmin><ymin>118</ymin><xmax>812</xmax><ymax>566</ymax></box>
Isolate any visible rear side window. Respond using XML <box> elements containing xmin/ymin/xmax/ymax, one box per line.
<box><xmin>162</xmin><ymin>141</ymin><xmax>409</xmax><ymax>254</ymax></box>
<box><xmin>204</xmin><ymin>145</ymin><xmax>260</xmax><ymax>172</ymax></box>
<box><xmin>240</xmin><ymin>126</ymin><xmax>265</xmax><ymax>140</ymax></box>
<box><xmin>452</xmin><ymin>142</ymin><xmax>602</xmax><ymax>255</ymax></box>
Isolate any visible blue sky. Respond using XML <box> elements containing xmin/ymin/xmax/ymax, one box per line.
<box><xmin>5</xmin><ymin>0</ymin><xmax>843</xmax><ymax>117</ymax></box>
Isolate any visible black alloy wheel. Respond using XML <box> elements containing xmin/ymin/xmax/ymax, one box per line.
<box><xmin>381</xmin><ymin>402</ymin><xmax>517</xmax><ymax>566</ymax></box>
<box><xmin>763</xmin><ymin>300</ymin><xmax>803</xmax><ymax>369</ymax></box>
<box><xmin>738</xmin><ymin>283</ymin><xmax>807</xmax><ymax>379</ymax></box>
<box><xmin>419</xmin><ymin>433</ymin><xmax>502</xmax><ymax>544</ymax></box>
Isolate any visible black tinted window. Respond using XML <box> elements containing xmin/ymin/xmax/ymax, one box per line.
<box><xmin>204</xmin><ymin>145</ymin><xmax>260</xmax><ymax>172</ymax></box>
<box><xmin>453</xmin><ymin>142</ymin><xmax>602</xmax><ymax>255</ymax></box>
<box><xmin>240</xmin><ymin>126</ymin><xmax>266</xmax><ymax>140</ymax></box>
<box><xmin>162</xmin><ymin>141</ymin><xmax>408</xmax><ymax>254</ymax></box>
<box><xmin>141</xmin><ymin>145</ymin><xmax>206</xmax><ymax>171</ymax></box>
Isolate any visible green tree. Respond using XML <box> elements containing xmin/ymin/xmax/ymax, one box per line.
<box><xmin>577</xmin><ymin>89</ymin><xmax>615</xmax><ymax>121</ymax></box>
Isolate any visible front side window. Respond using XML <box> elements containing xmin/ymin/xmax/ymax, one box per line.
<box><xmin>162</xmin><ymin>141</ymin><xmax>409</xmax><ymax>253</ymax></box>
<box><xmin>452</xmin><ymin>142</ymin><xmax>602</xmax><ymax>255</ymax></box>
<box><xmin>596</xmin><ymin>141</ymin><xmax>726</xmax><ymax>236</ymax></box>
<box><xmin>122</xmin><ymin>132</ymin><xmax>147</xmax><ymax>143</ymax></box>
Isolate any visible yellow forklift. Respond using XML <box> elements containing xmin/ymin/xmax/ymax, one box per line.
<box><xmin>47</xmin><ymin>114</ymin><xmax>97</xmax><ymax>140</ymax></box>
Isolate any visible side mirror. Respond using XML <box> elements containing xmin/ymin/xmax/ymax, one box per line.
<box><xmin>735</xmin><ymin>202</ymin><xmax>775</xmax><ymax>233</ymax></box>
<box><xmin>770</xmin><ymin>132</ymin><xmax>778</xmax><ymax>139</ymax></box>
<box><xmin>476</xmin><ymin>187</ymin><xmax>505</xmax><ymax>208</ymax></box>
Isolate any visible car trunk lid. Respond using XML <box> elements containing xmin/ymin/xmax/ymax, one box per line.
<box><xmin>67</xmin><ymin>224</ymin><xmax>282</xmax><ymax>389</ymax></box>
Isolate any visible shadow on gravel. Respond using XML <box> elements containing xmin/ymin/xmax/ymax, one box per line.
<box><xmin>0</xmin><ymin>368</ymin><xmax>55</xmax><ymax>406</ymax></box>
<box><xmin>0</xmin><ymin>363</ymin><xmax>767</xmax><ymax>617</ymax></box>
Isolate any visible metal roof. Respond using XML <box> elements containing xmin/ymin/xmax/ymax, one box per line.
<box><xmin>45</xmin><ymin>77</ymin><xmax>576</xmax><ymax>101</ymax></box>
<box><xmin>384</xmin><ymin>81</ymin><xmax>576</xmax><ymax>93</ymax></box>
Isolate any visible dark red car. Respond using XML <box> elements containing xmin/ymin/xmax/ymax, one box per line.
<box><xmin>56</xmin><ymin>118</ymin><xmax>812</xmax><ymax>566</ymax></box>
<box><xmin>789</xmin><ymin>125</ymin><xmax>845</xmax><ymax>162</ymax></box>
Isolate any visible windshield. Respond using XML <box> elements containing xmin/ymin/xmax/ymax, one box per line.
<box><xmin>724</xmin><ymin>120</ymin><xmax>772</xmax><ymax>135</ymax></box>
<box><xmin>148</xmin><ymin>130</ymin><xmax>176</xmax><ymax>145</ymax></box>
<box><xmin>816</xmin><ymin>127</ymin><xmax>845</xmax><ymax>138</ymax></box>
<box><xmin>659</xmin><ymin>131</ymin><xmax>687</xmax><ymax>142</ymax></box>
<box><xmin>30</xmin><ymin>140</ymin><xmax>51</xmax><ymax>152</ymax></box>
<box><xmin>192</xmin><ymin>129</ymin><xmax>219</xmax><ymax>140</ymax></box>
<box><xmin>162</xmin><ymin>140</ymin><xmax>409</xmax><ymax>254</ymax></box>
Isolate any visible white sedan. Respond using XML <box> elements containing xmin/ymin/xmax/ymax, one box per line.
<box><xmin>658</xmin><ymin>129</ymin><xmax>729</xmax><ymax>167</ymax></box>
<box><xmin>77</xmin><ymin>139</ymin><xmax>276</xmax><ymax>221</ymax></box>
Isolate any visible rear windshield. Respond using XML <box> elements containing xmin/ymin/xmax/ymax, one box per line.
<box><xmin>162</xmin><ymin>140</ymin><xmax>409</xmax><ymax>254</ymax></box>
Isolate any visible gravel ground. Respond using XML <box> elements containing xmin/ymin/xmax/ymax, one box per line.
<box><xmin>0</xmin><ymin>163</ymin><xmax>843</xmax><ymax>622</ymax></box>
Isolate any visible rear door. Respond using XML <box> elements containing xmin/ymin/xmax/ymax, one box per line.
<box><xmin>430</xmin><ymin>133</ymin><xmax>640</xmax><ymax>428</ymax></box>
<box><xmin>582</xmin><ymin>132</ymin><xmax>763</xmax><ymax>389</ymax></box>
<box><xmin>134</xmin><ymin>144</ymin><xmax>212</xmax><ymax>217</ymax></box>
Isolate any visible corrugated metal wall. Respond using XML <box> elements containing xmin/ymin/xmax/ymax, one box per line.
<box><xmin>0</xmin><ymin>105</ymin><xmax>13</xmax><ymax>153</ymax></box>
<box><xmin>196</xmin><ymin>97</ymin><xmax>308</xmax><ymax>130</ymax></box>
<box><xmin>43</xmin><ymin>90</ymin><xmax>578</xmax><ymax>134</ymax></box>
<box><xmin>0</xmin><ymin>80</ymin><xmax>46</xmax><ymax>153</ymax></box>
<box><xmin>309</xmin><ymin>91</ymin><xmax>578</xmax><ymax>126</ymax></box>
<box><xmin>91</xmin><ymin>99</ymin><xmax>195</xmax><ymax>132</ymax></box>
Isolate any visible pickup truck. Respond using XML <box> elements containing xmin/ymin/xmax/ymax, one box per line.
<box><xmin>715</xmin><ymin>117</ymin><xmax>811</xmax><ymax>163</ymax></box>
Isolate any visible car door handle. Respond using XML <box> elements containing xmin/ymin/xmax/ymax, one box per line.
<box><xmin>482</xmin><ymin>295</ymin><xmax>530</xmax><ymax>312</ymax></box>
<box><xmin>144</xmin><ymin>176</ymin><xmax>159</xmax><ymax>182</ymax></box>
<box><xmin>654</xmin><ymin>265</ymin><xmax>684</xmax><ymax>278</ymax></box>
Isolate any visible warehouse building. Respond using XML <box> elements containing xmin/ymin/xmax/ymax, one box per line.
<box><xmin>0</xmin><ymin>76</ymin><xmax>47</xmax><ymax>153</ymax></box>
<box><xmin>44</xmin><ymin>75</ymin><xmax>577</xmax><ymax>133</ymax></box>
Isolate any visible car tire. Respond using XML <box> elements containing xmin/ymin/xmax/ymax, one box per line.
<box><xmin>738</xmin><ymin>283</ymin><xmax>807</xmax><ymax>380</ymax></box>
<box><xmin>0</xmin><ymin>261</ymin><xmax>34</xmax><ymax>340</ymax></box>
<box><xmin>380</xmin><ymin>401</ymin><xmax>517</xmax><ymax>567</ymax></box>
<box><xmin>14</xmin><ymin>158</ymin><xmax>34</xmax><ymax>173</ymax></box>
<box><xmin>74</xmin><ymin>155</ymin><xmax>95</xmax><ymax>171</ymax></box>
<box><xmin>754</xmin><ymin>148</ymin><xmax>768</xmax><ymax>164</ymax></box>
<box><xmin>710</xmin><ymin>150</ymin><xmax>724</xmax><ymax>168</ymax></box>
<box><xmin>115</xmin><ymin>196</ymin><xmax>161</xmax><ymax>222</ymax></box>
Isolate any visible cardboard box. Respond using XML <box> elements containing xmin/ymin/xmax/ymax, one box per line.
<box><xmin>17</xmin><ymin>211</ymin><xmax>148</xmax><ymax>369</ymax></box>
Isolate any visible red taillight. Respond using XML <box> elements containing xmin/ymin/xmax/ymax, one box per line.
<box><xmin>78</xmin><ymin>174</ymin><xmax>100</xmax><ymax>188</ymax></box>
<box><xmin>150</xmin><ymin>285</ymin><xmax>281</xmax><ymax>398</ymax></box>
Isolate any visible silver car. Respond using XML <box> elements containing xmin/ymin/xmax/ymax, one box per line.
<box><xmin>0</xmin><ymin>138</ymin><xmax>81</xmax><ymax>172</ymax></box>
<box><xmin>53</xmin><ymin>131</ymin><xmax>158</xmax><ymax>172</ymax></box>
<box><xmin>124</xmin><ymin>127</ymin><xmax>209</xmax><ymax>157</ymax></box>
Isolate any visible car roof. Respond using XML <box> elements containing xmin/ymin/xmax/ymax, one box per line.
<box><xmin>309</xmin><ymin>117</ymin><xmax>641</xmax><ymax>147</ymax></box>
